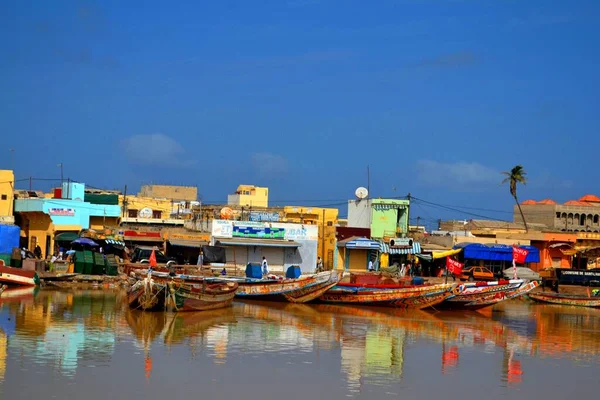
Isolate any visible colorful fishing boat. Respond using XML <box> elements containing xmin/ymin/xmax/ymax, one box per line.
<box><xmin>163</xmin><ymin>279</ymin><xmax>238</xmax><ymax>312</ymax></box>
<box><xmin>434</xmin><ymin>279</ymin><xmax>540</xmax><ymax>311</ymax></box>
<box><xmin>225</xmin><ymin>270</ymin><xmax>342</xmax><ymax>303</ymax></box>
<box><xmin>318</xmin><ymin>282</ymin><xmax>459</xmax><ymax>309</ymax></box>
<box><xmin>0</xmin><ymin>265</ymin><xmax>40</xmax><ymax>287</ymax></box>
<box><xmin>528</xmin><ymin>291</ymin><xmax>600</xmax><ymax>308</ymax></box>
<box><xmin>128</xmin><ymin>271</ymin><xmax>238</xmax><ymax>312</ymax></box>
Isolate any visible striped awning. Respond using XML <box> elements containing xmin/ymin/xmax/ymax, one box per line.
<box><xmin>379</xmin><ymin>242</ymin><xmax>421</xmax><ymax>255</ymax></box>
<box><xmin>372</xmin><ymin>204</ymin><xmax>408</xmax><ymax>211</ymax></box>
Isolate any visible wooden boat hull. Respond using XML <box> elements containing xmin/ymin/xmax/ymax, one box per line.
<box><xmin>232</xmin><ymin>271</ymin><xmax>340</xmax><ymax>303</ymax></box>
<box><xmin>127</xmin><ymin>277</ymin><xmax>166</xmax><ymax>311</ymax></box>
<box><xmin>319</xmin><ymin>283</ymin><xmax>458</xmax><ymax>309</ymax></box>
<box><xmin>435</xmin><ymin>280</ymin><xmax>539</xmax><ymax>311</ymax></box>
<box><xmin>0</xmin><ymin>266</ymin><xmax>40</xmax><ymax>287</ymax></box>
<box><xmin>165</xmin><ymin>281</ymin><xmax>238</xmax><ymax>312</ymax></box>
<box><xmin>528</xmin><ymin>291</ymin><xmax>600</xmax><ymax>307</ymax></box>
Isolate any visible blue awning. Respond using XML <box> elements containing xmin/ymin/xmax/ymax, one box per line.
<box><xmin>454</xmin><ymin>243</ymin><xmax>540</xmax><ymax>263</ymax></box>
<box><xmin>380</xmin><ymin>242</ymin><xmax>421</xmax><ymax>255</ymax></box>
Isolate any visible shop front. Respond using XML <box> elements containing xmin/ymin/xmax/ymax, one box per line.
<box><xmin>211</xmin><ymin>220</ymin><xmax>317</xmax><ymax>273</ymax></box>
<box><xmin>335</xmin><ymin>237</ymin><xmax>381</xmax><ymax>272</ymax></box>
<box><xmin>165</xmin><ymin>232</ymin><xmax>210</xmax><ymax>265</ymax></box>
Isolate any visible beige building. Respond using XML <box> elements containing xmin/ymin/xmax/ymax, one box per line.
<box><xmin>138</xmin><ymin>185</ymin><xmax>197</xmax><ymax>202</ymax></box>
<box><xmin>227</xmin><ymin>185</ymin><xmax>268</xmax><ymax>208</ymax></box>
<box><xmin>516</xmin><ymin>195</ymin><xmax>600</xmax><ymax>232</ymax></box>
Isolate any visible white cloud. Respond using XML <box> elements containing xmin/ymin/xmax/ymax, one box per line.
<box><xmin>415</xmin><ymin>160</ymin><xmax>499</xmax><ymax>187</ymax></box>
<box><xmin>121</xmin><ymin>133</ymin><xmax>196</xmax><ymax>168</ymax></box>
<box><xmin>251</xmin><ymin>152</ymin><xmax>288</xmax><ymax>177</ymax></box>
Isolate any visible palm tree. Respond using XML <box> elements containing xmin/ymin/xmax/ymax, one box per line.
<box><xmin>502</xmin><ymin>165</ymin><xmax>529</xmax><ymax>232</ymax></box>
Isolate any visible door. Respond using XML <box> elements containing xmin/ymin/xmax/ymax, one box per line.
<box><xmin>45</xmin><ymin>235</ymin><xmax>51</xmax><ymax>259</ymax></box>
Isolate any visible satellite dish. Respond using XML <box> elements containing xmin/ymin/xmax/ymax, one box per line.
<box><xmin>355</xmin><ymin>187</ymin><xmax>369</xmax><ymax>199</ymax></box>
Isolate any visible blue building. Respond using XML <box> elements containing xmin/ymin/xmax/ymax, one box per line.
<box><xmin>14</xmin><ymin>182</ymin><xmax>121</xmax><ymax>258</ymax></box>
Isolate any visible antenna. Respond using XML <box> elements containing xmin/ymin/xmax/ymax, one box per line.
<box><xmin>355</xmin><ymin>187</ymin><xmax>369</xmax><ymax>200</ymax></box>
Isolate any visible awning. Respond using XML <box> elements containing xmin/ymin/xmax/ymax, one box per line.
<box><xmin>55</xmin><ymin>232</ymin><xmax>79</xmax><ymax>242</ymax></box>
<box><xmin>341</xmin><ymin>238</ymin><xmax>381</xmax><ymax>249</ymax></box>
<box><xmin>123</xmin><ymin>236</ymin><xmax>163</xmax><ymax>243</ymax></box>
<box><xmin>168</xmin><ymin>239</ymin><xmax>209</xmax><ymax>248</ymax></box>
<box><xmin>416</xmin><ymin>253</ymin><xmax>433</xmax><ymax>261</ymax></box>
<box><xmin>216</xmin><ymin>238</ymin><xmax>301</xmax><ymax>248</ymax></box>
<box><xmin>380</xmin><ymin>242</ymin><xmax>421</xmax><ymax>255</ymax></box>
<box><xmin>455</xmin><ymin>243</ymin><xmax>540</xmax><ymax>263</ymax></box>
<box><xmin>431</xmin><ymin>248</ymin><xmax>462</xmax><ymax>259</ymax></box>
<box><xmin>103</xmin><ymin>239</ymin><xmax>126</xmax><ymax>249</ymax></box>
<box><xmin>372</xmin><ymin>204</ymin><xmax>408</xmax><ymax>211</ymax></box>
<box><xmin>549</xmin><ymin>242</ymin><xmax>574</xmax><ymax>248</ymax></box>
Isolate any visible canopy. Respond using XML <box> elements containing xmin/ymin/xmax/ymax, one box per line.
<box><xmin>379</xmin><ymin>242</ymin><xmax>422</xmax><ymax>255</ymax></box>
<box><xmin>216</xmin><ymin>238</ymin><xmax>301</xmax><ymax>248</ymax></box>
<box><xmin>455</xmin><ymin>243</ymin><xmax>540</xmax><ymax>263</ymax></box>
<box><xmin>339</xmin><ymin>237</ymin><xmax>381</xmax><ymax>249</ymax></box>
<box><xmin>55</xmin><ymin>232</ymin><xmax>79</xmax><ymax>242</ymax></box>
<box><xmin>431</xmin><ymin>248</ymin><xmax>462</xmax><ymax>259</ymax></box>
<box><xmin>169</xmin><ymin>239</ymin><xmax>209</xmax><ymax>248</ymax></box>
<box><xmin>71</xmin><ymin>238</ymin><xmax>99</xmax><ymax>247</ymax></box>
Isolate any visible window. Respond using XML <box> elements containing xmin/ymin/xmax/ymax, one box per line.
<box><xmin>0</xmin><ymin>194</ymin><xmax>6</xmax><ymax>200</ymax></box>
<box><xmin>152</xmin><ymin>210</ymin><xmax>162</xmax><ymax>219</ymax></box>
<box><xmin>327</xmin><ymin>221</ymin><xmax>333</xmax><ymax>226</ymax></box>
<box><xmin>556</xmin><ymin>212</ymin><xmax>561</xmax><ymax>219</ymax></box>
<box><xmin>128</xmin><ymin>209</ymin><xmax>138</xmax><ymax>218</ymax></box>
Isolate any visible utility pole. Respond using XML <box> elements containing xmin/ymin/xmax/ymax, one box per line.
<box><xmin>406</xmin><ymin>192</ymin><xmax>411</xmax><ymax>236</ymax></box>
<box><xmin>322</xmin><ymin>208</ymin><xmax>326</xmax><ymax>268</ymax></box>
<box><xmin>416</xmin><ymin>216</ymin><xmax>421</xmax><ymax>230</ymax></box>
<box><xmin>367</xmin><ymin>165</ymin><xmax>370</xmax><ymax>198</ymax></box>
<box><xmin>123</xmin><ymin>185</ymin><xmax>128</xmax><ymax>218</ymax></box>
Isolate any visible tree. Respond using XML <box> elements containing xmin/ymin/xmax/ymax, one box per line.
<box><xmin>502</xmin><ymin>165</ymin><xmax>529</xmax><ymax>232</ymax></box>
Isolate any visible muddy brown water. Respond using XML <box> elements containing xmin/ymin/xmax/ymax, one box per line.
<box><xmin>1</xmin><ymin>288</ymin><xmax>599</xmax><ymax>399</ymax></box>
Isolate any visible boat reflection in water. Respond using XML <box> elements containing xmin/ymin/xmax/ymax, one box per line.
<box><xmin>2</xmin><ymin>290</ymin><xmax>600</xmax><ymax>399</ymax></box>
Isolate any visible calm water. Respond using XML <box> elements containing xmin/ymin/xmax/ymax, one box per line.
<box><xmin>1</xmin><ymin>288</ymin><xmax>600</xmax><ymax>400</ymax></box>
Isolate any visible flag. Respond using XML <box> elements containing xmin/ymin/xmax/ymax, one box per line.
<box><xmin>149</xmin><ymin>248</ymin><xmax>157</xmax><ymax>267</ymax></box>
<box><xmin>446</xmin><ymin>257</ymin><xmax>463</xmax><ymax>275</ymax></box>
<box><xmin>512</xmin><ymin>246</ymin><xmax>529</xmax><ymax>264</ymax></box>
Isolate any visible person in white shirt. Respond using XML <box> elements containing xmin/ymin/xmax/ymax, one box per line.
<box><xmin>368</xmin><ymin>259</ymin><xmax>374</xmax><ymax>271</ymax></box>
<box><xmin>262</xmin><ymin>256</ymin><xmax>269</xmax><ymax>276</ymax></box>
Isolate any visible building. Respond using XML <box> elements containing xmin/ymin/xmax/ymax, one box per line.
<box><xmin>14</xmin><ymin>182</ymin><xmax>120</xmax><ymax>258</ymax></box>
<box><xmin>0</xmin><ymin>170</ymin><xmax>15</xmax><ymax>224</ymax></box>
<box><xmin>138</xmin><ymin>185</ymin><xmax>197</xmax><ymax>202</ymax></box>
<box><xmin>211</xmin><ymin>220</ymin><xmax>318</xmax><ymax>273</ymax></box>
<box><xmin>347</xmin><ymin>198</ymin><xmax>410</xmax><ymax>239</ymax></box>
<box><xmin>516</xmin><ymin>195</ymin><xmax>600</xmax><ymax>232</ymax></box>
<box><xmin>227</xmin><ymin>185</ymin><xmax>269</xmax><ymax>208</ymax></box>
<box><xmin>283</xmin><ymin>206</ymin><xmax>338</xmax><ymax>269</ymax></box>
<box><xmin>335</xmin><ymin>236</ymin><xmax>381</xmax><ymax>272</ymax></box>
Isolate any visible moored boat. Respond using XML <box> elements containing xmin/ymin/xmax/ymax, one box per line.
<box><xmin>434</xmin><ymin>279</ymin><xmax>540</xmax><ymax>311</ymax></box>
<box><xmin>528</xmin><ymin>291</ymin><xmax>600</xmax><ymax>308</ymax></box>
<box><xmin>163</xmin><ymin>280</ymin><xmax>238</xmax><ymax>312</ymax></box>
<box><xmin>128</xmin><ymin>272</ymin><xmax>166</xmax><ymax>311</ymax></box>
<box><xmin>0</xmin><ymin>265</ymin><xmax>40</xmax><ymax>287</ymax></box>
<box><xmin>318</xmin><ymin>282</ymin><xmax>459</xmax><ymax>309</ymax></box>
<box><xmin>228</xmin><ymin>270</ymin><xmax>342</xmax><ymax>303</ymax></box>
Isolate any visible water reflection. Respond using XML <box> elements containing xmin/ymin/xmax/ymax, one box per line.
<box><xmin>1</xmin><ymin>290</ymin><xmax>600</xmax><ymax>399</ymax></box>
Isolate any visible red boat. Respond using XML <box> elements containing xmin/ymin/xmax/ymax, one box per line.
<box><xmin>0</xmin><ymin>265</ymin><xmax>40</xmax><ymax>287</ymax></box>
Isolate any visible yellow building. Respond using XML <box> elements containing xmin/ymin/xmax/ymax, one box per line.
<box><xmin>120</xmin><ymin>195</ymin><xmax>179</xmax><ymax>222</ymax></box>
<box><xmin>0</xmin><ymin>170</ymin><xmax>15</xmax><ymax>224</ymax></box>
<box><xmin>227</xmin><ymin>185</ymin><xmax>269</xmax><ymax>208</ymax></box>
<box><xmin>283</xmin><ymin>206</ymin><xmax>338</xmax><ymax>269</ymax></box>
<box><xmin>138</xmin><ymin>185</ymin><xmax>197</xmax><ymax>202</ymax></box>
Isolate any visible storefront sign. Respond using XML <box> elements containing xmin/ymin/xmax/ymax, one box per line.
<box><xmin>212</xmin><ymin>220</ymin><xmax>233</xmax><ymax>238</ymax></box>
<box><xmin>122</xmin><ymin>230</ymin><xmax>161</xmax><ymax>239</ymax></box>
<box><xmin>169</xmin><ymin>233</ymin><xmax>210</xmax><ymax>241</ymax></box>
<box><xmin>233</xmin><ymin>226</ymin><xmax>285</xmax><ymax>239</ymax></box>
<box><xmin>271</xmin><ymin>223</ymin><xmax>318</xmax><ymax>241</ymax></box>
<box><xmin>249</xmin><ymin>211</ymin><xmax>280</xmax><ymax>222</ymax></box>
<box><xmin>49</xmin><ymin>208</ymin><xmax>75</xmax><ymax>216</ymax></box>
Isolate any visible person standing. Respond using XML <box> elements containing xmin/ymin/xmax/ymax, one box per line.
<box><xmin>262</xmin><ymin>256</ymin><xmax>269</xmax><ymax>276</ymax></box>
<box><xmin>197</xmin><ymin>250</ymin><xmax>204</xmax><ymax>267</ymax></box>
<box><xmin>368</xmin><ymin>258</ymin><xmax>374</xmax><ymax>271</ymax></box>
<box><xmin>316</xmin><ymin>257</ymin><xmax>324</xmax><ymax>272</ymax></box>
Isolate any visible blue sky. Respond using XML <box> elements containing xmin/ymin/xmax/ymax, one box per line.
<box><xmin>1</xmin><ymin>0</ymin><xmax>599</xmax><ymax>227</ymax></box>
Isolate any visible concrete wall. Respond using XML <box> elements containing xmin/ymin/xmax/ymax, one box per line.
<box><xmin>227</xmin><ymin>185</ymin><xmax>269</xmax><ymax>208</ymax></box>
<box><xmin>348</xmin><ymin>200</ymin><xmax>371</xmax><ymax>229</ymax></box>
<box><xmin>139</xmin><ymin>185</ymin><xmax>197</xmax><ymax>202</ymax></box>
<box><xmin>517</xmin><ymin>204</ymin><xmax>600</xmax><ymax>232</ymax></box>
